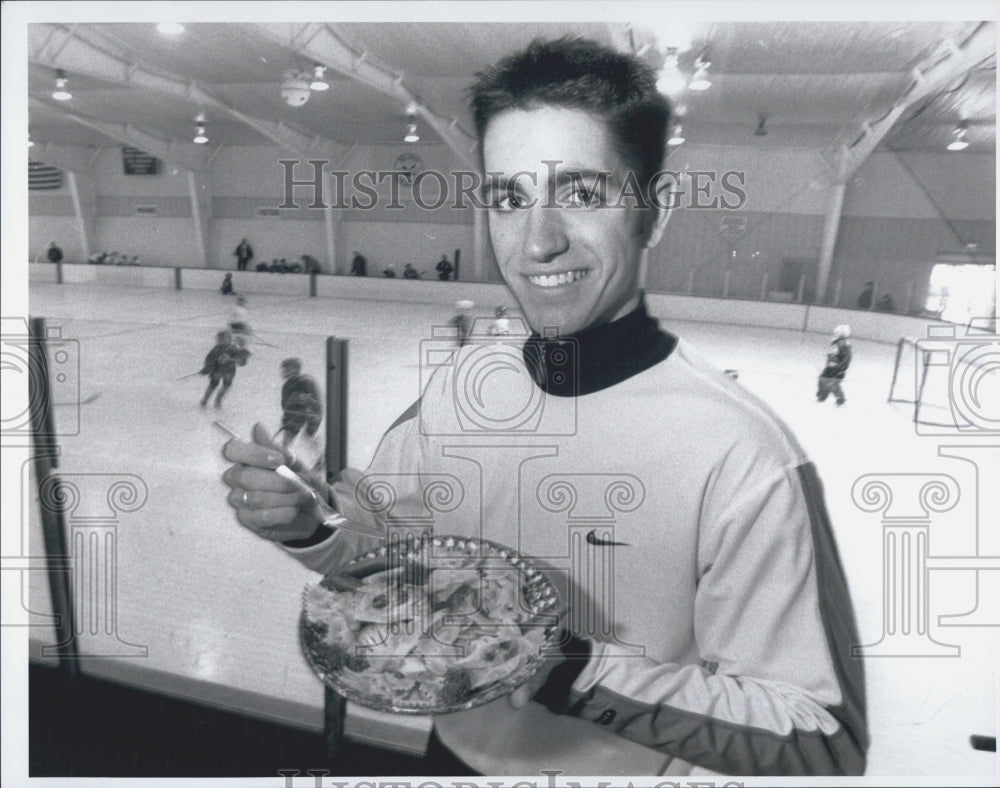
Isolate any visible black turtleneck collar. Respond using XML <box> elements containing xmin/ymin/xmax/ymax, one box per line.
<box><xmin>522</xmin><ymin>295</ymin><xmax>677</xmax><ymax>397</ymax></box>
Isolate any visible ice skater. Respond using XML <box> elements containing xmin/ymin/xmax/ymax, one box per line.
<box><xmin>277</xmin><ymin>358</ymin><xmax>323</xmax><ymax>453</ymax></box>
<box><xmin>450</xmin><ymin>300</ymin><xmax>474</xmax><ymax>346</ymax></box>
<box><xmin>199</xmin><ymin>331</ymin><xmax>250</xmax><ymax>408</ymax></box>
<box><xmin>488</xmin><ymin>304</ymin><xmax>510</xmax><ymax>336</ymax></box>
<box><xmin>817</xmin><ymin>324</ymin><xmax>852</xmax><ymax>406</ymax></box>
<box><xmin>228</xmin><ymin>295</ymin><xmax>250</xmax><ymax>338</ymax></box>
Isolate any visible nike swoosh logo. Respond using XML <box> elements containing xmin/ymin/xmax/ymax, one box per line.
<box><xmin>586</xmin><ymin>529</ymin><xmax>629</xmax><ymax>547</ymax></box>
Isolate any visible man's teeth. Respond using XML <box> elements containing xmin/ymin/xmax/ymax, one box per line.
<box><xmin>528</xmin><ymin>270</ymin><xmax>589</xmax><ymax>287</ymax></box>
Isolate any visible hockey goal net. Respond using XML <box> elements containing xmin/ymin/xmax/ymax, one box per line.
<box><xmin>888</xmin><ymin>320</ymin><xmax>999</xmax><ymax>430</ymax></box>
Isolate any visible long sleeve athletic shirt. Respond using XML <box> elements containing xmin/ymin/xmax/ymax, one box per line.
<box><xmin>283</xmin><ymin>297</ymin><xmax>868</xmax><ymax>776</ymax></box>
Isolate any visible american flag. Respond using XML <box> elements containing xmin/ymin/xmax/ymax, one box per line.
<box><xmin>28</xmin><ymin>160</ymin><xmax>63</xmax><ymax>190</ymax></box>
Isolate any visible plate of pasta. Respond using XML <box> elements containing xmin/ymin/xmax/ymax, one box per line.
<box><xmin>300</xmin><ymin>535</ymin><xmax>564</xmax><ymax>714</ymax></box>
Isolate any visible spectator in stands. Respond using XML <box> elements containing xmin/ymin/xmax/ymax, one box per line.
<box><xmin>436</xmin><ymin>254</ymin><xmax>454</xmax><ymax>281</ymax></box>
<box><xmin>301</xmin><ymin>255</ymin><xmax>321</xmax><ymax>274</ymax></box>
<box><xmin>234</xmin><ymin>238</ymin><xmax>254</xmax><ymax>271</ymax></box>
<box><xmin>46</xmin><ymin>241</ymin><xmax>63</xmax><ymax>263</ymax></box>
<box><xmin>875</xmin><ymin>293</ymin><xmax>896</xmax><ymax>312</ymax></box>
<box><xmin>350</xmin><ymin>251</ymin><xmax>367</xmax><ymax>276</ymax></box>
<box><xmin>403</xmin><ymin>263</ymin><xmax>421</xmax><ymax>279</ymax></box>
<box><xmin>129</xmin><ymin>255</ymin><xmax>141</xmax><ymax>266</ymax></box>
<box><xmin>383</xmin><ymin>264</ymin><xmax>397</xmax><ymax>278</ymax></box>
<box><xmin>857</xmin><ymin>281</ymin><xmax>874</xmax><ymax>309</ymax></box>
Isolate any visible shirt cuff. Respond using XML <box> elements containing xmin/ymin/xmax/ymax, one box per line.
<box><xmin>532</xmin><ymin>632</ymin><xmax>593</xmax><ymax>714</ymax></box>
<box><xmin>281</xmin><ymin>523</ymin><xmax>335</xmax><ymax>549</ymax></box>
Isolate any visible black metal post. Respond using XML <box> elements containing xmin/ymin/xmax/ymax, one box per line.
<box><xmin>29</xmin><ymin>317</ymin><xmax>79</xmax><ymax>676</ymax></box>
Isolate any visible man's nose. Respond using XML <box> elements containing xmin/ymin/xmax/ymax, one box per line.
<box><xmin>522</xmin><ymin>204</ymin><xmax>569</xmax><ymax>262</ymax></box>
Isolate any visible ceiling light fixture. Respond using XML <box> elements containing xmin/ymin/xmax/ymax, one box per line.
<box><xmin>667</xmin><ymin>123</ymin><xmax>685</xmax><ymax>146</ymax></box>
<box><xmin>193</xmin><ymin>117</ymin><xmax>209</xmax><ymax>144</ymax></box>
<box><xmin>281</xmin><ymin>70</ymin><xmax>311</xmax><ymax>107</ymax></box>
<box><xmin>157</xmin><ymin>22</ymin><xmax>185</xmax><ymax>35</ymax></box>
<box><xmin>404</xmin><ymin>120</ymin><xmax>420</xmax><ymax>143</ymax></box>
<box><xmin>946</xmin><ymin>122</ymin><xmax>969</xmax><ymax>151</ymax></box>
<box><xmin>656</xmin><ymin>48</ymin><xmax>686</xmax><ymax>96</ymax></box>
<box><xmin>688</xmin><ymin>55</ymin><xmax>712</xmax><ymax>91</ymax></box>
<box><xmin>28</xmin><ymin>134</ymin><xmax>34</xmax><ymax>148</ymax></box>
<box><xmin>52</xmin><ymin>69</ymin><xmax>72</xmax><ymax>101</ymax></box>
<box><xmin>309</xmin><ymin>65</ymin><xmax>330</xmax><ymax>91</ymax></box>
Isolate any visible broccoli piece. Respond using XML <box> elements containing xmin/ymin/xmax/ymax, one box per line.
<box><xmin>439</xmin><ymin>667</ymin><xmax>473</xmax><ymax>705</ymax></box>
<box><xmin>305</xmin><ymin>622</ymin><xmax>369</xmax><ymax>674</ymax></box>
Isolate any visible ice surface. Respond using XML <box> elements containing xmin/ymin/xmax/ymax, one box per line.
<box><xmin>23</xmin><ymin>282</ymin><xmax>997</xmax><ymax>777</ymax></box>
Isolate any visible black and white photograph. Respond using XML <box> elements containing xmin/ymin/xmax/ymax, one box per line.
<box><xmin>1</xmin><ymin>2</ymin><xmax>997</xmax><ymax>786</ymax></box>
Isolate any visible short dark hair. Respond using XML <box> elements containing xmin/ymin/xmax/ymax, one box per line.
<box><xmin>470</xmin><ymin>36</ymin><xmax>671</xmax><ymax>190</ymax></box>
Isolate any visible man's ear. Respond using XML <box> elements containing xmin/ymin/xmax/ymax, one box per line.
<box><xmin>644</xmin><ymin>175</ymin><xmax>677</xmax><ymax>250</ymax></box>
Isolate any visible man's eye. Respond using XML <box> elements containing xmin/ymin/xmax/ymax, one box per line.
<box><xmin>567</xmin><ymin>186</ymin><xmax>601</xmax><ymax>207</ymax></box>
<box><xmin>495</xmin><ymin>191</ymin><xmax>528</xmax><ymax>211</ymax></box>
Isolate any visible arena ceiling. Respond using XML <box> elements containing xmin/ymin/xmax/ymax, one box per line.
<box><xmin>25</xmin><ymin>19</ymin><xmax>998</xmax><ymax>175</ymax></box>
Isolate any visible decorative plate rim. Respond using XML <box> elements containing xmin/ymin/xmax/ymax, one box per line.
<box><xmin>299</xmin><ymin>535</ymin><xmax>563</xmax><ymax>715</ymax></box>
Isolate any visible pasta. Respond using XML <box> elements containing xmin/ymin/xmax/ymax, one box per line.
<box><xmin>301</xmin><ymin>538</ymin><xmax>560</xmax><ymax>712</ymax></box>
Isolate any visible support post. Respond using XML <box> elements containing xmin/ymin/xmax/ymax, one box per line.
<box><xmin>29</xmin><ymin>317</ymin><xmax>79</xmax><ymax>676</ymax></box>
<box><xmin>186</xmin><ymin>171</ymin><xmax>211</xmax><ymax>268</ymax></box>
<box><xmin>324</xmin><ymin>208</ymin><xmax>339</xmax><ymax>275</ymax></box>
<box><xmin>324</xmin><ymin>336</ymin><xmax>349</xmax><ymax>755</ymax></box>
<box><xmin>67</xmin><ymin>171</ymin><xmax>97</xmax><ymax>262</ymax></box>
<box><xmin>472</xmin><ymin>206</ymin><xmax>487</xmax><ymax>282</ymax></box>
<box><xmin>817</xmin><ymin>180</ymin><xmax>847</xmax><ymax>304</ymax></box>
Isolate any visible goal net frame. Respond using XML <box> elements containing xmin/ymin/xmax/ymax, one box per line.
<box><xmin>887</xmin><ymin>320</ymin><xmax>999</xmax><ymax>430</ymax></box>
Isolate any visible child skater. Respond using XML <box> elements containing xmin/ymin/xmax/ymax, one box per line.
<box><xmin>817</xmin><ymin>324</ymin><xmax>852</xmax><ymax>406</ymax></box>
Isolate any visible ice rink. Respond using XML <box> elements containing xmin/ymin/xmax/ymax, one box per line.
<box><xmin>23</xmin><ymin>281</ymin><xmax>999</xmax><ymax>779</ymax></box>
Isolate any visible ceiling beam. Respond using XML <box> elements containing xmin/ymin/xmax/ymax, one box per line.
<box><xmin>29</xmin><ymin>142</ymin><xmax>98</xmax><ymax>173</ymax></box>
<box><xmin>255</xmin><ymin>22</ymin><xmax>478</xmax><ymax>167</ymax></box>
<box><xmin>29</xmin><ymin>96</ymin><xmax>211</xmax><ymax>173</ymax></box>
<box><xmin>837</xmin><ymin>22</ymin><xmax>996</xmax><ymax>180</ymax></box>
<box><xmin>30</xmin><ymin>24</ymin><xmax>350</xmax><ymax>164</ymax></box>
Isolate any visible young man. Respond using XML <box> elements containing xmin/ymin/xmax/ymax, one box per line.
<box><xmin>817</xmin><ymin>324</ymin><xmax>852</xmax><ymax>406</ymax></box>
<box><xmin>222</xmin><ymin>37</ymin><xmax>867</xmax><ymax>776</ymax></box>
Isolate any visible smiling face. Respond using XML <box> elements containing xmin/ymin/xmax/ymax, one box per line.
<box><xmin>483</xmin><ymin>106</ymin><xmax>668</xmax><ymax>337</ymax></box>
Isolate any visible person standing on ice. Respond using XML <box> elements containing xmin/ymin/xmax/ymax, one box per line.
<box><xmin>817</xmin><ymin>324</ymin><xmax>852</xmax><ymax>406</ymax></box>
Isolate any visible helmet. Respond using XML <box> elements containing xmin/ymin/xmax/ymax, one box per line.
<box><xmin>833</xmin><ymin>324</ymin><xmax>851</xmax><ymax>338</ymax></box>
<box><xmin>281</xmin><ymin>357</ymin><xmax>302</xmax><ymax>371</ymax></box>
<box><xmin>495</xmin><ymin>305</ymin><xmax>508</xmax><ymax>317</ymax></box>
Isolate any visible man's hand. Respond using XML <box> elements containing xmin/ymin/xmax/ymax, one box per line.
<box><xmin>222</xmin><ymin>422</ymin><xmax>327</xmax><ymax>542</ymax></box>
